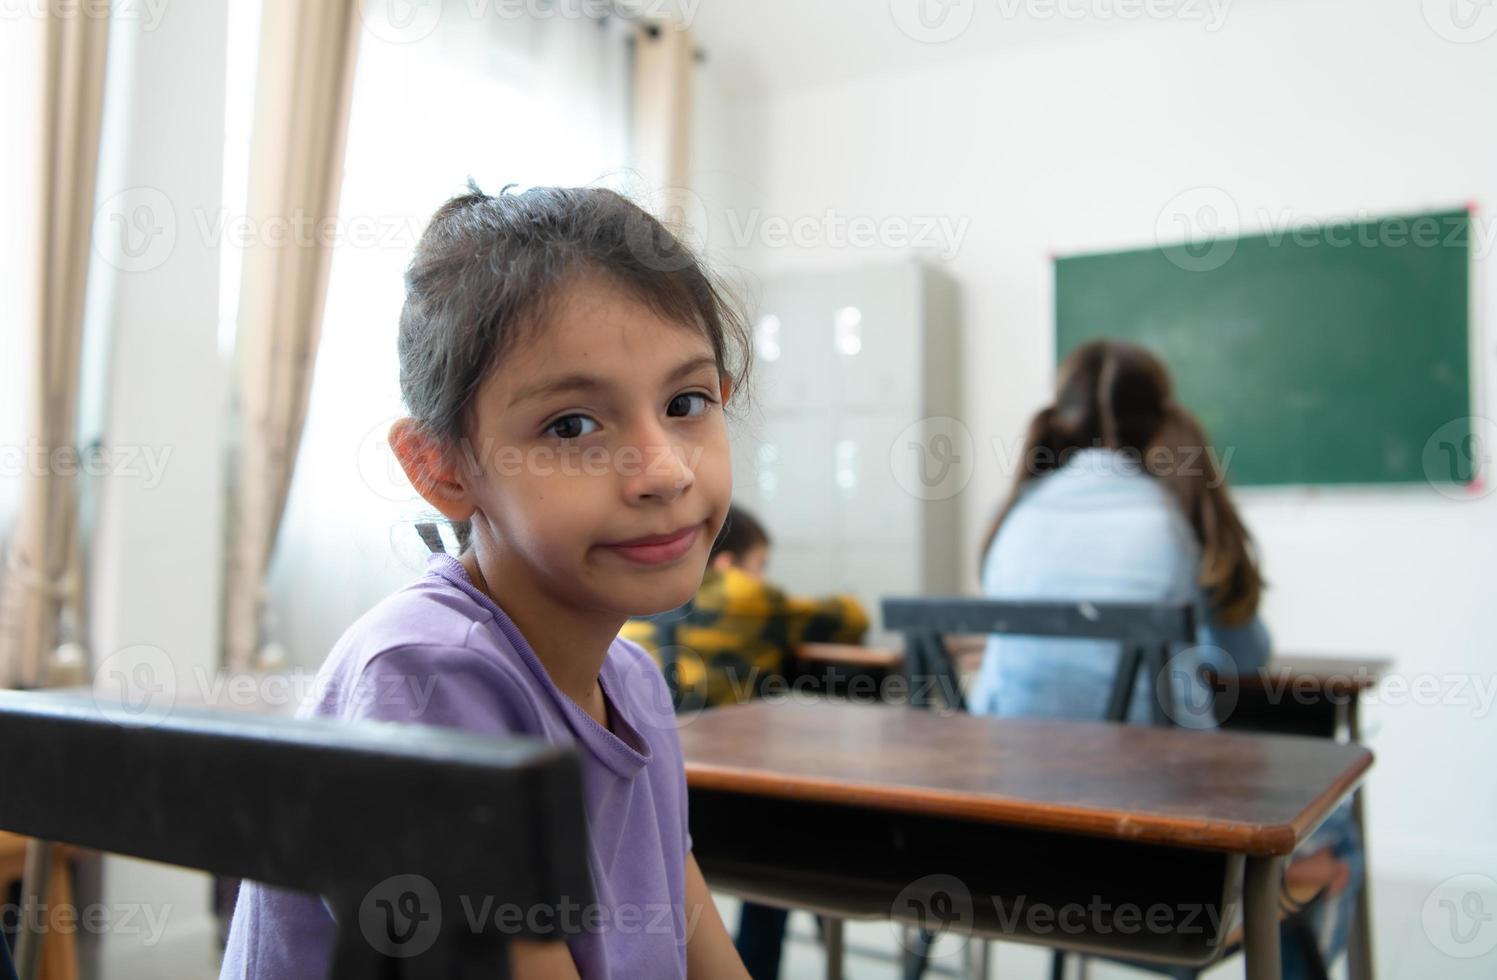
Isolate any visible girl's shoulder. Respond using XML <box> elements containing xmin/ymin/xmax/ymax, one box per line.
<box><xmin>302</xmin><ymin>554</ymin><xmax>533</xmax><ymax>728</ymax></box>
<box><xmin>604</xmin><ymin>634</ymin><xmax>681</xmax><ymax>742</ymax></box>
<box><xmin>338</xmin><ymin>553</ymin><xmax>502</xmax><ymax>668</ymax></box>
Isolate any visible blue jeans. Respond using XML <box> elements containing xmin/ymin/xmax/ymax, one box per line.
<box><xmin>735</xmin><ymin>902</ymin><xmax>790</xmax><ymax>980</ymax></box>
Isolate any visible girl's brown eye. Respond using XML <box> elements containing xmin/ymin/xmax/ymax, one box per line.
<box><xmin>547</xmin><ymin>414</ymin><xmax>597</xmax><ymax>440</ymax></box>
<box><xmin>668</xmin><ymin>393</ymin><xmax>710</xmax><ymax>418</ymax></box>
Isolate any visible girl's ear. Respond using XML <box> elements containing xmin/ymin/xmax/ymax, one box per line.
<box><xmin>388</xmin><ymin>418</ymin><xmax>478</xmax><ymax>522</ymax></box>
<box><xmin>719</xmin><ymin>375</ymin><xmax>733</xmax><ymax>405</ymax></box>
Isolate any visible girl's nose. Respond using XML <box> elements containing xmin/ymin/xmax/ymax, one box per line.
<box><xmin>624</xmin><ymin>425</ymin><xmax>696</xmax><ymax>503</ymax></box>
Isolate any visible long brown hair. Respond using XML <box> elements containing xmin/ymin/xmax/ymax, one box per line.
<box><xmin>979</xmin><ymin>340</ymin><xmax>1264</xmax><ymax>625</ymax></box>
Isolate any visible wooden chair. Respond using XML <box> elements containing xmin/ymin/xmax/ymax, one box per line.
<box><xmin>880</xmin><ymin>597</ymin><xmax>1337</xmax><ymax>980</ymax></box>
<box><xmin>0</xmin><ymin>690</ymin><xmax>591</xmax><ymax>979</ymax></box>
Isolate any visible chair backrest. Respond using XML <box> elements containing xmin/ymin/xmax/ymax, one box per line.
<box><xmin>0</xmin><ymin>690</ymin><xmax>592</xmax><ymax>978</ymax></box>
<box><xmin>880</xmin><ymin>597</ymin><xmax>1196</xmax><ymax>723</ymax></box>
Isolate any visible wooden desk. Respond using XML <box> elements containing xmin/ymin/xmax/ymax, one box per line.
<box><xmin>793</xmin><ymin>643</ymin><xmax>904</xmax><ymax>672</ymax></box>
<box><xmin>1222</xmin><ymin>655</ymin><xmax>1387</xmax><ymax>739</ymax></box>
<box><xmin>681</xmin><ymin>701</ymin><xmax>1372</xmax><ymax>980</ymax></box>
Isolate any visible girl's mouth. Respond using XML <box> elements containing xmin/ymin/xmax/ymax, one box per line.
<box><xmin>600</xmin><ymin>523</ymin><xmax>702</xmax><ymax>566</ymax></box>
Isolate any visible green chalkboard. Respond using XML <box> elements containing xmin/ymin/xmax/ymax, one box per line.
<box><xmin>1055</xmin><ymin>208</ymin><xmax>1473</xmax><ymax>487</ymax></box>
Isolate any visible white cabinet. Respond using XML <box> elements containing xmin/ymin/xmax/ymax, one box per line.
<box><xmin>728</xmin><ymin>261</ymin><xmax>962</xmax><ymax>636</ymax></box>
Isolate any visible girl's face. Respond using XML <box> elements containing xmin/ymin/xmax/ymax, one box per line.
<box><xmin>451</xmin><ymin>274</ymin><xmax>733</xmax><ymax>620</ymax></box>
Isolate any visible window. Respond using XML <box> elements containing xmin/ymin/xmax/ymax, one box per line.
<box><xmin>262</xmin><ymin>3</ymin><xmax>633</xmax><ymax>666</ymax></box>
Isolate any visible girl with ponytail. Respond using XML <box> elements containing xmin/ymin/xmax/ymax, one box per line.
<box><xmin>969</xmin><ymin>339</ymin><xmax>1358</xmax><ymax>980</ymax></box>
<box><xmin>970</xmin><ymin>338</ymin><xmax>1268</xmax><ymax>722</ymax></box>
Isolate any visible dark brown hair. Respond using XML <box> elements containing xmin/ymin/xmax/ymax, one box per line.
<box><xmin>978</xmin><ymin>339</ymin><xmax>1264</xmax><ymax>625</ymax></box>
<box><xmin>397</xmin><ymin>181</ymin><xmax>752</xmax><ymax>552</ymax></box>
<box><xmin>709</xmin><ymin>505</ymin><xmax>770</xmax><ymax>563</ymax></box>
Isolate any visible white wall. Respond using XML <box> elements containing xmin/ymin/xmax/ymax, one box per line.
<box><xmin>691</xmin><ymin>0</ymin><xmax>1497</xmax><ymax>885</ymax></box>
<box><xmin>84</xmin><ymin>0</ymin><xmax>232</xmax><ymax>973</ymax></box>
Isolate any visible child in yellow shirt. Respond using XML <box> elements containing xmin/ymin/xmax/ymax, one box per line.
<box><xmin>621</xmin><ymin>505</ymin><xmax>869</xmax><ymax>710</ymax></box>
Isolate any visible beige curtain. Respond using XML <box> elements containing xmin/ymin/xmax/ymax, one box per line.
<box><xmin>221</xmin><ymin>0</ymin><xmax>362</xmax><ymax>671</ymax></box>
<box><xmin>631</xmin><ymin>22</ymin><xmax>696</xmax><ymax>219</ymax></box>
<box><xmin>0</xmin><ymin>5</ymin><xmax>111</xmax><ymax>690</ymax></box>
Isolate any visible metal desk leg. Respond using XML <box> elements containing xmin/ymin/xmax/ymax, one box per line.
<box><xmin>964</xmin><ymin>938</ymin><xmax>989</xmax><ymax>980</ymax></box>
<box><xmin>823</xmin><ymin>916</ymin><xmax>843</xmax><ymax>980</ymax></box>
<box><xmin>1345</xmin><ymin>696</ymin><xmax>1374</xmax><ymax>980</ymax></box>
<box><xmin>1244</xmin><ymin>855</ymin><xmax>1285</xmax><ymax>980</ymax></box>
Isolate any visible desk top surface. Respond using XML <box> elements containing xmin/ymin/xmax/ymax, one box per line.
<box><xmin>679</xmin><ymin>700</ymin><xmax>1371</xmax><ymax>856</ymax></box>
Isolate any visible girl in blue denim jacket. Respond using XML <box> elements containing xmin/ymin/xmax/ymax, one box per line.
<box><xmin>970</xmin><ymin>339</ymin><xmax>1361</xmax><ymax>980</ymax></box>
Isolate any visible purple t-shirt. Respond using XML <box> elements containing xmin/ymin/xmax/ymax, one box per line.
<box><xmin>219</xmin><ymin>552</ymin><xmax>693</xmax><ymax>979</ymax></box>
